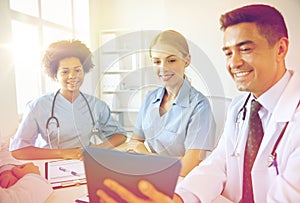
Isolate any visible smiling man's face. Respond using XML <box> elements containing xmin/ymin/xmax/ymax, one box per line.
<box><xmin>223</xmin><ymin>22</ymin><xmax>284</xmax><ymax>98</ymax></box>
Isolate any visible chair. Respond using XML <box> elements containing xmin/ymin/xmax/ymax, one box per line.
<box><xmin>207</xmin><ymin>96</ymin><xmax>232</xmax><ymax>148</ymax></box>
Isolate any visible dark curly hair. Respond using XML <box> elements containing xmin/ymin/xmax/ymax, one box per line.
<box><xmin>42</xmin><ymin>40</ymin><xmax>94</xmax><ymax>80</ymax></box>
<box><xmin>220</xmin><ymin>4</ymin><xmax>288</xmax><ymax>47</ymax></box>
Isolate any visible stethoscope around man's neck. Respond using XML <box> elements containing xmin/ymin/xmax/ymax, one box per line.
<box><xmin>45</xmin><ymin>89</ymin><xmax>99</xmax><ymax>149</ymax></box>
<box><xmin>231</xmin><ymin>93</ymin><xmax>289</xmax><ymax>175</ymax></box>
<box><xmin>231</xmin><ymin>93</ymin><xmax>251</xmax><ymax>157</ymax></box>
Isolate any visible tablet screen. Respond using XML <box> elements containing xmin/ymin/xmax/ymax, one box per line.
<box><xmin>83</xmin><ymin>147</ymin><xmax>181</xmax><ymax>203</ymax></box>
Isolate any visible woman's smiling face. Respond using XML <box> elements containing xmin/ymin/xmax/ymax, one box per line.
<box><xmin>151</xmin><ymin>44</ymin><xmax>189</xmax><ymax>88</ymax></box>
<box><xmin>56</xmin><ymin>57</ymin><xmax>85</xmax><ymax>94</ymax></box>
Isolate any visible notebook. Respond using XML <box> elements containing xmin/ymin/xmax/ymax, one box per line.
<box><xmin>82</xmin><ymin>147</ymin><xmax>181</xmax><ymax>203</ymax></box>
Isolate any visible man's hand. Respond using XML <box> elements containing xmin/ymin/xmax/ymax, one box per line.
<box><xmin>0</xmin><ymin>170</ymin><xmax>19</xmax><ymax>188</ymax></box>
<box><xmin>96</xmin><ymin>179</ymin><xmax>180</xmax><ymax>203</ymax></box>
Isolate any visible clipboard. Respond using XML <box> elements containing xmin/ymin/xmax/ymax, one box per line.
<box><xmin>45</xmin><ymin>159</ymin><xmax>86</xmax><ymax>188</ymax></box>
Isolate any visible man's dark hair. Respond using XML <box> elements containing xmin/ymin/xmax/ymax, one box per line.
<box><xmin>220</xmin><ymin>4</ymin><xmax>288</xmax><ymax>46</ymax></box>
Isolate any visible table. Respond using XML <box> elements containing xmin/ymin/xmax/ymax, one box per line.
<box><xmin>45</xmin><ymin>184</ymin><xmax>87</xmax><ymax>203</ymax></box>
<box><xmin>31</xmin><ymin>160</ymin><xmax>232</xmax><ymax>203</ymax></box>
<box><xmin>29</xmin><ymin>159</ymin><xmax>88</xmax><ymax>203</ymax></box>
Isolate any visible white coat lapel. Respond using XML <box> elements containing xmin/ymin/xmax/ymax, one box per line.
<box><xmin>256</xmin><ymin>71</ymin><xmax>300</xmax><ymax>160</ymax></box>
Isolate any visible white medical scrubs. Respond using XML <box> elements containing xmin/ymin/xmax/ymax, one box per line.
<box><xmin>134</xmin><ymin>78</ymin><xmax>216</xmax><ymax>156</ymax></box>
<box><xmin>10</xmin><ymin>92</ymin><xmax>127</xmax><ymax>150</ymax></box>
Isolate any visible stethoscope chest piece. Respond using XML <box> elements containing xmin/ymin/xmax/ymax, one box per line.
<box><xmin>230</xmin><ymin>152</ymin><xmax>240</xmax><ymax>157</ymax></box>
<box><xmin>92</xmin><ymin>128</ymin><xmax>99</xmax><ymax>135</ymax></box>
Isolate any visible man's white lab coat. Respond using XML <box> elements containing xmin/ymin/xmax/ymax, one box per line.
<box><xmin>177</xmin><ymin>70</ymin><xmax>300</xmax><ymax>202</ymax></box>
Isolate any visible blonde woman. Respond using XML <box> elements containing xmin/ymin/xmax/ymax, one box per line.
<box><xmin>123</xmin><ymin>30</ymin><xmax>216</xmax><ymax>177</ymax></box>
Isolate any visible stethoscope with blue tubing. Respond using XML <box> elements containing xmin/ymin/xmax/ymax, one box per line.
<box><xmin>231</xmin><ymin>93</ymin><xmax>289</xmax><ymax>175</ymax></box>
<box><xmin>45</xmin><ymin>89</ymin><xmax>100</xmax><ymax>149</ymax></box>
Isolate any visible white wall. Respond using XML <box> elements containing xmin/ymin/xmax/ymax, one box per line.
<box><xmin>90</xmin><ymin>0</ymin><xmax>300</xmax><ymax>97</ymax></box>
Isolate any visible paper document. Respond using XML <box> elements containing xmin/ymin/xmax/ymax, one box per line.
<box><xmin>45</xmin><ymin>159</ymin><xmax>86</xmax><ymax>188</ymax></box>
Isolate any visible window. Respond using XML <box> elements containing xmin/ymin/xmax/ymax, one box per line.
<box><xmin>10</xmin><ymin>0</ymin><xmax>90</xmax><ymax>114</ymax></box>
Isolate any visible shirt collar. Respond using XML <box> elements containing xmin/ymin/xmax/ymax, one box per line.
<box><xmin>152</xmin><ymin>88</ymin><xmax>164</xmax><ymax>104</ymax></box>
<box><xmin>256</xmin><ymin>70</ymin><xmax>291</xmax><ymax>113</ymax></box>
<box><xmin>152</xmin><ymin>78</ymin><xmax>191</xmax><ymax>108</ymax></box>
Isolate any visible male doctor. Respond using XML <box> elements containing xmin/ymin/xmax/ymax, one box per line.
<box><xmin>96</xmin><ymin>4</ymin><xmax>300</xmax><ymax>203</ymax></box>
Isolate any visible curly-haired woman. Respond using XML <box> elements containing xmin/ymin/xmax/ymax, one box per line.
<box><xmin>10</xmin><ymin>40</ymin><xmax>127</xmax><ymax>160</ymax></box>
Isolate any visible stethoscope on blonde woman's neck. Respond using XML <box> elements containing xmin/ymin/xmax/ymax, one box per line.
<box><xmin>231</xmin><ymin>93</ymin><xmax>290</xmax><ymax>175</ymax></box>
<box><xmin>45</xmin><ymin>89</ymin><xmax>99</xmax><ymax>149</ymax></box>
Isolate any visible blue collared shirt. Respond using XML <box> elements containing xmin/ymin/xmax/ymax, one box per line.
<box><xmin>134</xmin><ymin>78</ymin><xmax>216</xmax><ymax>156</ymax></box>
<box><xmin>10</xmin><ymin>92</ymin><xmax>127</xmax><ymax>150</ymax></box>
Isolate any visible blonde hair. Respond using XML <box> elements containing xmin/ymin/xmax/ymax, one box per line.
<box><xmin>149</xmin><ymin>30</ymin><xmax>189</xmax><ymax>58</ymax></box>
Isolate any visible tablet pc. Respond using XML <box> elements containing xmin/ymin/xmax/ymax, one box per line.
<box><xmin>83</xmin><ymin>147</ymin><xmax>181</xmax><ymax>203</ymax></box>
